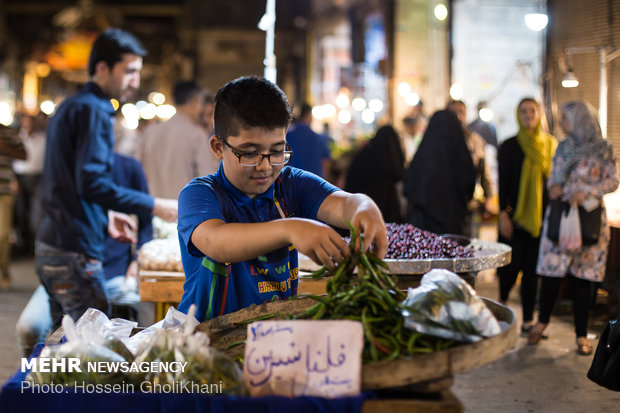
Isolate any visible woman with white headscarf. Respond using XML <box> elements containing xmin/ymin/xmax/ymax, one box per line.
<box><xmin>528</xmin><ymin>101</ymin><xmax>619</xmax><ymax>355</ymax></box>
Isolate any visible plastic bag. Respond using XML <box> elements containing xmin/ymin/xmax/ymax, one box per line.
<box><xmin>28</xmin><ymin>313</ymin><xmax>133</xmax><ymax>385</ymax></box>
<box><xmin>559</xmin><ymin>205</ymin><xmax>582</xmax><ymax>253</ymax></box>
<box><xmin>132</xmin><ymin>305</ymin><xmax>247</xmax><ymax>395</ymax></box>
<box><xmin>124</xmin><ymin>306</ymin><xmax>200</xmax><ymax>355</ymax></box>
<box><xmin>400</xmin><ymin>269</ymin><xmax>501</xmax><ymax>342</ymax></box>
<box><xmin>74</xmin><ymin>308</ymin><xmax>138</xmax><ymax>343</ymax></box>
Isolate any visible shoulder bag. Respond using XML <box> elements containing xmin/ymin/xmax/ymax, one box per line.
<box><xmin>546</xmin><ymin>199</ymin><xmax>602</xmax><ymax>245</ymax></box>
<box><xmin>587</xmin><ymin>316</ymin><xmax>620</xmax><ymax>391</ymax></box>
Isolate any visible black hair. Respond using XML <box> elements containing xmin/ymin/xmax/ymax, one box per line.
<box><xmin>403</xmin><ymin>116</ymin><xmax>421</xmax><ymax>127</ymax></box>
<box><xmin>297</xmin><ymin>102</ymin><xmax>313</xmax><ymax>120</ymax></box>
<box><xmin>214</xmin><ymin>76</ymin><xmax>292</xmax><ymax>141</ymax></box>
<box><xmin>172</xmin><ymin>81</ymin><xmax>202</xmax><ymax>105</ymax></box>
<box><xmin>203</xmin><ymin>93</ymin><xmax>215</xmax><ymax>105</ymax></box>
<box><xmin>87</xmin><ymin>28</ymin><xmax>146</xmax><ymax>76</ymax></box>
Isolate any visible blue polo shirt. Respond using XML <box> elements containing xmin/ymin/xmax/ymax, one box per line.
<box><xmin>177</xmin><ymin>164</ymin><xmax>339</xmax><ymax>321</ymax></box>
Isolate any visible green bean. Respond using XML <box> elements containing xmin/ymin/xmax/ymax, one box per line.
<box><xmin>312</xmin><ymin>303</ymin><xmax>326</xmax><ymax>320</ymax></box>
<box><xmin>292</xmin><ymin>220</ymin><xmax>455</xmax><ymax>363</ymax></box>
<box><xmin>362</xmin><ymin>307</ymin><xmax>378</xmax><ymax>361</ymax></box>
<box><xmin>233</xmin><ymin>313</ymin><xmax>276</xmax><ymax>326</ymax></box>
<box><xmin>305</xmin><ymin>266</ymin><xmax>328</xmax><ymax>279</ymax></box>
<box><xmin>225</xmin><ymin>340</ymin><xmax>246</xmax><ymax>350</ymax></box>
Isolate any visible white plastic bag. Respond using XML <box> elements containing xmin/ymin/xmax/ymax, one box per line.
<box><xmin>28</xmin><ymin>314</ymin><xmax>130</xmax><ymax>385</ymax></box>
<box><xmin>400</xmin><ymin>269</ymin><xmax>501</xmax><ymax>342</ymax></box>
<box><xmin>559</xmin><ymin>206</ymin><xmax>582</xmax><ymax>253</ymax></box>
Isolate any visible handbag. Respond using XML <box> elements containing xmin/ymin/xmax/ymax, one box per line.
<box><xmin>587</xmin><ymin>316</ymin><xmax>620</xmax><ymax>391</ymax></box>
<box><xmin>546</xmin><ymin>199</ymin><xmax>602</xmax><ymax>245</ymax></box>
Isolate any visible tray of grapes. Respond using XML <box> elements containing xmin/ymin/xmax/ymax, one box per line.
<box><xmin>299</xmin><ymin>223</ymin><xmax>511</xmax><ymax>275</ymax></box>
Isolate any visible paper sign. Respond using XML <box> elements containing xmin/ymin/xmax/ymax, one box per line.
<box><xmin>243</xmin><ymin>320</ymin><xmax>363</xmax><ymax>398</ymax></box>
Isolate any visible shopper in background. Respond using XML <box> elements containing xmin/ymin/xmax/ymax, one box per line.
<box><xmin>404</xmin><ymin>110</ymin><xmax>476</xmax><ymax>235</ymax></box>
<box><xmin>469</xmin><ymin>101</ymin><xmax>499</xmax><ymax>149</ymax></box>
<box><xmin>36</xmin><ymin>28</ymin><xmax>178</xmax><ymax>331</ymax></box>
<box><xmin>141</xmin><ymin>81</ymin><xmax>219</xmax><ymax>199</ymax></box>
<box><xmin>199</xmin><ymin>92</ymin><xmax>216</xmax><ymax>137</ymax></box>
<box><xmin>0</xmin><ymin>125</ymin><xmax>26</xmax><ymax>289</ymax></box>
<box><xmin>497</xmin><ymin>98</ymin><xmax>556</xmax><ymax>335</ymax></box>
<box><xmin>469</xmin><ymin>101</ymin><xmax>500</xmax><ymax>210</ymax></box>
<box><xmin>17</xmin><ymin>152</ymin><xmax>155</xmax><ymax>356</ymax></box>
<box><xmin>285</xmin><ymin>102</ymin><xmax>331</xmax><ymax>178</ymax></box>
<box><xmin>401</xmin><ymin>115</ymin><xmax>426</xmax><ymax>166</ymax></box>
<box><xmin>447</xmin><ymin>99</ymin><xmax>495</xmax><ymax>237</ymax></box>
<box><xmin>529</xmin><ymin>101</ymin><xmax>618</xmax><ymax>355</ymax></box>
<box><xmin>345</xmin><ymin>125</ymin><xmax>405</xmax><ymax>223</ymax></box>
<box><xmin>13</xmin><ymin>113</ymin><xmax>46</xmax><ymax>256</ymax></box>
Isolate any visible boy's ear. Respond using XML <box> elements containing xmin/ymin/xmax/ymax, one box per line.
<box><xmin>210</xmin><ymin>135</ymin><xmax>224</xmax><ymax>160</ymax></box>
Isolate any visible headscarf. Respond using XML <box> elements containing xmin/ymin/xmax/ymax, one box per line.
<box><xmin>513</xmin><ymin>99</ymin><xmax>556</xmax><ymax>237</ymax></box>
<box><xmin>345</xmin><ymin>125</ymin><xmax>405</xmax><ymax>223</ymax></box>
<box><xmin>554</xmin><ymin>100</ymin><xmax>613</xmax><ymax>184</ymax></box>
<box><xmin>404</xmin><ymin>110</ymin><xmax>476</xmax><ymax>234</ymax></box>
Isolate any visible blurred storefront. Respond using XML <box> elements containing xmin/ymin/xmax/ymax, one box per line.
<box><xmin>545</xmin><ymin>0</ymin><xmax>620</xmax><ymax>152</ymax></box>
<box><xmin>305</xmin><ymin>0</ymin><xmax>452</xmax><ymax>145</ymax></box>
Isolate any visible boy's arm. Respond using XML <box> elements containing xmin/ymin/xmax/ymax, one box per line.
<box><xmin>316</xmin><ymin>191</ymin><xmax>388</xmax><ymax>258</ymax></box>
<box><xmin>191</xmin><ymin>217</ymin><xmax>350</xmax><ymax>270</ymax></box>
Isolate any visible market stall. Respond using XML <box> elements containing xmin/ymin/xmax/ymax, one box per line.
<box><xmin>1</xmin><ymin>219</ymin><xmax>515</xmax><ymax>412</ymax></box>
<box><xmin>137</xmin><ymin>223</ymin><xmax>511</xmax><ymax>322</ymax></box>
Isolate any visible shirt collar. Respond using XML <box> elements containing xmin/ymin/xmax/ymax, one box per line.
<box><xmin>83</xmin><ymin>82</ymin><xmax>115</xmax><ymax>115</ymax></box>
<box><xmin>214</xmin><ymin>163</ymin><xmax>276</xmax><ymax>205</ymax></box>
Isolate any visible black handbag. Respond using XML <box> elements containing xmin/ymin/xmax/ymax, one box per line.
<box><xmin>587</xmin><ymin>316</ymin><xmax>620</xmax><ymax>391</ymax></box>
<box><xmin>546</xmin><ymin>199</ymin><xmax>602</xmax><ymax>245</ymax></box>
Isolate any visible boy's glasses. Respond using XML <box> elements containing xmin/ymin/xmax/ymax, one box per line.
<box><xmin>222</xmin><ymin>140</ymin><xmax>293</xmax><ymax>167</ymax></box>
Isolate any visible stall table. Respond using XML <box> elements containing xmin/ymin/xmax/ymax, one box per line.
<box><xmin>139</xmin><ymin>238</ymin><xmax>511</xmax><ymax>322</ymax></box>
<box><xmin>139</xmin><ymin>270</ymin><xmax>329</xmax><ymax>321</ymax></box>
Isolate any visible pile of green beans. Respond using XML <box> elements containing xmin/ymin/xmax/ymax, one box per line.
<box><xmin>296</xmin><ymin>223</ymin><xmax>454</xmax><ymax>362</ymax></box>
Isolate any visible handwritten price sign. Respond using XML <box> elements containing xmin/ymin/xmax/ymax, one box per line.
<box><xmin>243</xmin><ymin>320</ymin><xmax>363</xmax><ymax>398</ymax></box>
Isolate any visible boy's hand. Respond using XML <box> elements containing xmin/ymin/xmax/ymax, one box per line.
<box><xmin>317</xmin><ymin>192</ymin><xmax>388</xmax><ymax>259</ymax></box>
<box><xmin>287</xmin><ymin>219</ymin><xmax>350</xmax><ymax>270</ymax></box>
<box><xmin>350</xmin><ymin>207</ymin><xmax>388</xmax><ymax>259</ymax></box>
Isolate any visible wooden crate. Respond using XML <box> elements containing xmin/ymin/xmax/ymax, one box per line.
<box><xmin>138</xmin><ymin>270</ymin><xmax>328</xmax><ymax>304</ymax></box>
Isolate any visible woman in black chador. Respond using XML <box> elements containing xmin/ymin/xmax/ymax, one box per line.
<box><xmin>345</xmin><ymin>125</ymin><xmax>405</xmax><ymax>223</ymax></box>
<box><xmin>403</xmin><ymin>110</ymin><xmax>476</xmax><ymax>235</ymax></box>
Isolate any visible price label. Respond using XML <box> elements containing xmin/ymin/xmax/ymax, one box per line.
<box><xmin>243</xmin><ymin>320</ymin><xmax>363</xmax><ymax>398</ymax></box>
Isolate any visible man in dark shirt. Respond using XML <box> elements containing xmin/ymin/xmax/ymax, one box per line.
<box><xmin>285</xmin><ymin>103</ymin><xmax>331</xmax><ymax>178</ymax></box>
<box><xmin>36</xmin><ymin>28</ymin><xmax>177</xmax><ymax>330</ymax></box>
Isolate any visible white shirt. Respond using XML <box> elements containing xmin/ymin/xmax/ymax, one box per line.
<box><xmin>13</xmin><ymin>130</ymin><xmax>46</xmax><ymax>175</ymax></box>
<box><xmin>140</xmin><ymin>112</ymin><xmax>220</xmax><ymax>199</ymax></box>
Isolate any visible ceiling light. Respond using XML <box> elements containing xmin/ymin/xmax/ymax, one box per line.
<box><xmin>434</xmin><ymin>4</ymin><xmax>448</xmax><ymax>21</ymax></box>
<box><xmin>525</xmin><ymin>13</ymin><xmax>548</xmax><ymax>31</ymax></box>
<box><xmin>562</xmin><ymin>69</ymin><xmax>579</xmax><ymax>88</ymax></box>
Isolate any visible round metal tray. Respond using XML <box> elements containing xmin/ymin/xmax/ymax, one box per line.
<box><xmin>299</xmin><ymin>238</ymin><xmax>512</xmax><ymax>274</ymax></box>
<box><xmin>197</xmin><ymin>296</ymin><xmax>517</xmax><ymax>391</ymax></box>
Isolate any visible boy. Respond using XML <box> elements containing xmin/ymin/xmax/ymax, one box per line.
<box><xmin>178</xmin><ymin>76</ymin><xmax>387</xmax><ymax>322</ymax></box>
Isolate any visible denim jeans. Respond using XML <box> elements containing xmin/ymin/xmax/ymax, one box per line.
<box><xmin>17</xmin><ymin>278</ymin><xmax>154</xmax><ymax>356</ymax></box>
<box><xmin>35</xmin><ymin>241</ymin><xmax>108</xmax><ymax>330</ymax></box>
